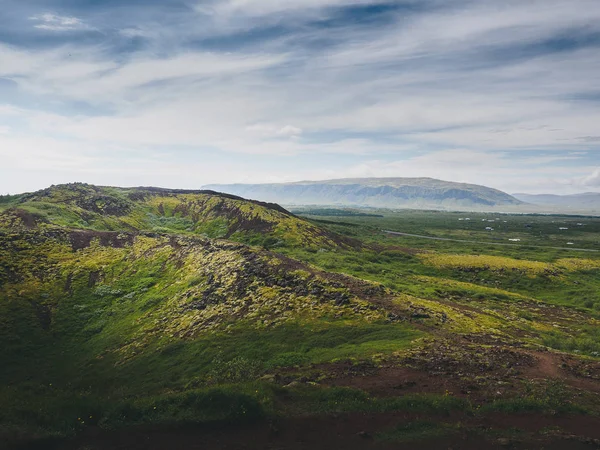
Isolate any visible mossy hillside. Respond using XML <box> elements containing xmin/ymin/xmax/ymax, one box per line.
<box><xmin>4</xmin><ymin>192</ymin><xmax>600</xmax><ymax>446</ymax></box>
<box><xmin>0</xmin><ymin>183</ymin><xmax>351</xmax><ymax>249</ymax></box>
<box><xmin>0</xmin><ymin>227</ymin><xmax>424</xmax><ymax>386</ymax></box>
<box><xmin>11</xmin><ymin>221</ymin><xmax>585</xmax><ymax>397</ymax></box>
<box><xmin>278</xmin><ymin>237</ymin><xmax>600</xmax><ymax>356</ymax></box>
<box><xmin>0</xmin><ymin>232</ymin><xmax>429</xmax><ymax>442</ymax></box>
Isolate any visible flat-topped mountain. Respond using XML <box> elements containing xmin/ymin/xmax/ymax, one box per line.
<box><xmin>513</xmin><ymin>192</ymin><xmax>600</xmax><ymax>212</ymax></box>
<box><xmin>204</xmin><ymin>177</ymin><xmax>524</xmax><ymax>209</ymax></box>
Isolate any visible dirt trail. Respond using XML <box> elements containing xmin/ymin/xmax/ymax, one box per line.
<box><xmin>524</xmin><ymin>351</ymin><xmax>600</xmax><ymax>394</ymax></box>
<box><xmin>529</xmin><ymin>351</ymin><xmax>562</xmax><ymax>378</ymax></box>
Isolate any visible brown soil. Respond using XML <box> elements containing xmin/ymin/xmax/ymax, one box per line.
<box><xmin>522</xmin><ymin>351</ymin><xmax>600</xmax><ymax>394</ymax></box>
<box><xmin>324</xmin><ymin>347</ymin><xmax>600</xmax><ymax>398</ymax></box>
<box><xmin>14</xmin><ymin>347</ymin><xmax>600</xmax><ymax>450</ymax></box>
<box><xmin>1</xmin><ymin>208</ymin><xmax>46</xmax><ymax>228</ymax></box>
<box><xmin>13</xmin><ymin>209</ymin><xmax>42</xmax><ymax>228</ymax></box>
<box><xmin>68</xmin><ymin>230</ymin><xmax>136</xmax><ymax>250</ymax></box>
<box><xmin>21</xmin><ymin>412</ymin><xmax>600</xmax><ymax>450</ymax></box>
<box><xmin>329</xmin><ymin>364</ymin><xmax>462</xmax><ymax>396</ymax></box>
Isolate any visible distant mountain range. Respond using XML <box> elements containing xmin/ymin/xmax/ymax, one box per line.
<box><xmin>204</xmin><ymin>178</ymin><xmax>524</xmax><ymax>210</ymax></box>
<box><xmin>513</xmin><ymin>192</ymin><xmax>600</xmax><ymax>211</ymax></box>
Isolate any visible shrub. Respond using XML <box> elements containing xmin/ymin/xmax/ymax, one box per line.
<box><xmin>94</xmin><ymin>285</ymin><xmax>122</xmax><ymax>297</ymax></box>
<box><xmin>208</xmin><ymin>355</ymin><xmax>263</xmax><ymax>383</ymax></box>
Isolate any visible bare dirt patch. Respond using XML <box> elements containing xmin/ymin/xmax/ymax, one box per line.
<box><xmin>523</xmin><ymin>351</ymin><xmax>600</xmax><ymax>394</ymax></box>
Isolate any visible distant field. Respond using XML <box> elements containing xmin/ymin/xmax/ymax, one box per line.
<box><xmin>283</xmin><ymin>208</ymin><xmax>600</xmax><ymax>350</ymax></box>
<box><xmin>290</xmin><ymin>208</ymin><xmax>384</xmax><ymax>217</ymax></box>
<box><xmin>295</xmin><ymin>208</ymin><xmax>600</xmax><ymax>252</ymax></box>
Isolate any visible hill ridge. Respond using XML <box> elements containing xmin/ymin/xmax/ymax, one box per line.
<box><xmin>204</xmin><ymin>177</ymin><xmax>523</xmax><ymax>209</ymax></box>
<box><xmin>0</xmin><ymin>182</ymin><xmax>356</xmax><ymax>249</ymax></box>
<box><xmin>513</xmin><ymin>191</ymin><xmax>600</xmax><ymax>211</ymax></box>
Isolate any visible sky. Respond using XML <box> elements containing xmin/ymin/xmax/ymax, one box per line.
<box><xmin>1</xmin><ymin>0</ymin><xmax>600</xmax><ymax>195</ymax></box>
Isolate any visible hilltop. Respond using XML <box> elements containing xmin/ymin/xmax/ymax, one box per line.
<box><xmin>204</xmin><ymin>177</ymin><xmax>524</xmax><ymax>210</ymax></box>
<box><xmin>0</xmin><ymin>183</ymin><xmax>353</xmax><ymax>249</ymax></box>
<box><xmin>0</xmin><ymin>184</ymin><xmax>426</xmax><ymax>445</ymax></box>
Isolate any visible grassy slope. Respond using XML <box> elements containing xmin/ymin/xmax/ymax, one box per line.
<box><xmin>0</xmin><ymin>183</ymin><xmax>350</xmax><ymax>249</ymax></box>
<box><xmin>0</xmin><ymin>191</ymin><xmax>416</xmax><ymax>441</ymax></box>
<box><xmin>283</xmin><ymin>210</ymin><xmax>600</xmax><ymax>357</ymax></box>
<box><xmin>2</xmin><ymin>190</ymin><xmax>600</xmax><ymax>445</ymax></box>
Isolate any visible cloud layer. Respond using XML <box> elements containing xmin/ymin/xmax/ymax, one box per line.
<box><xmin>30</xmin><ymin>13</ymin><xmax>90</xmax><ymax>31</ymax></box>
<box><xmin>0</xmin><ymin>0</ymin><xmax>599</xmax><ymax>194</ymax></box>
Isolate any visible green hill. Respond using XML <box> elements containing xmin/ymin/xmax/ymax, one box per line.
<box><xmin>0</xmin><ymin>184</ymin><xmax>412</xmax><ymax>444</ymax></box>
<box><xmin>2</xmin><ymin>185</ymin><xmax>600</xmax><ymax>449</ymax></box>
<box><xmin>1</xmin><ymin>226</ymin><xmax>409</xmax><ymax>387</ymax></box>
<box><xmin>0</xmin><ymin>183</ymin><xmax>353</xmax><ymax>249</ymax></box>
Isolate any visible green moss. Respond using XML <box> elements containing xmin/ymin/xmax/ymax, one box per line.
<box><xmin>1</xmin><ymin>184</ymin><xmax>350</xmax><ymax>250</ymax></box>
<box><xmin>542</xmin><ymin>327</ymin><xmax>600</xmax><ymax>357</ymax></box>
<box><xmin>4</xmin><ymin>188</ymin><xmax>600</xmax><ymax>445</ymax></box>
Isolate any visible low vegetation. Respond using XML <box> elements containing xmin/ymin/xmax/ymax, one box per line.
<box><xmin>2</xmin><ymin>185</ymin><xmax>600</xmax><ymax>448</ymax></box>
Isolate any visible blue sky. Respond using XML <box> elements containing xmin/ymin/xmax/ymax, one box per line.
<box><xmin>1</xmin><ymin>0</ymin><xmax>600</xmax><ymax>194</ymax></box>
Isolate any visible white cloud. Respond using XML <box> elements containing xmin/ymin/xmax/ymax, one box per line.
<box><xmin>1</xmin><ymin>0</ymin><xmax>599</xmax><ymax>194</ymax></box>
<box><xmin>200</xmin><ymin>0</ymin><xmax>381</xmax><ymax>17</ymax></box>
<box><xmin>7</xmin><ymin>1</ymin><xmax>600</xmax><ymax>152</ymax></box>
<box><xmin>246</xmin><ymin>123</ymin><xmax>302</xmax><ymax>138</ymax></box>
<box><xmin>322</xmin><ymin>0</ymin><xmax>600</xmax><ymax>69</ymax></box>
<box><xmin>0</xmin><ymin>44</ymin><xmax>39</xmax><ymax>75</ymax></box>
<box><xmin>29</xmin><ymin>13</ymin><xmax>91</xmax><ymax>32</ymax></box>
<box><xmin>580</xmin><ymin>168</ymin><xmax>600</xmax><ymax>187</ymax></box>
<box><xmin>276</xmin><ymin>125</ymin><xmax>303</xmax><ymax>137</ymax></box>
<box><xmin>118</xmin><ymin>28</ymin><xmax>153</xmax><ymax>38</ymax></box>
<box><xmin>0</xmin><ymin>43</ymin><xmax>285</xmax><ymax>107</ymax></box>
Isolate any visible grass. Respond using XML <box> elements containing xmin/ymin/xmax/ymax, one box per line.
<box><xmin>3</xmin><ymin>380</ymin><xmax>586</xmax><ymax>445</ymax></box>
<box><xmin>0</xmin><ymin>384</ymin><xmax>268</xmax><ymax>441</ymax></box>
<box><xmin>542</xmin><ymin>327</ymin><xmax>600</xmax><ymax>357</ymax></box>
<box><xmin>279</xmin><ymin>209</ymin><xmax>600</xmax><ymax>323</ymax></box>
<box><xmin>3</xmin><ymin>190</ymin><xmax>600</xmax><ymax>446</ymax></box>
<box><xmin>0</xmin><ymin>317</ymin><xmax>421</xmax><ymax>442</ymax></box>
<box><xmin>297</xmin><ymin>209</ymin><xmax>600</xmax><ymax>252</ymax></box>
<box><xmin>91</xmin><ymin>322</ymin><xmax>421</xmax><ymax>395</ymax></box>
<box><xmin>283</xmin><ymin>387</ymin><xmax>471</xmax><ymax>415</ymax></box>
<box><xmin>1</xmin><ymin>381</ymin><xmax>472</xmax><ymax>444</ymax></box>
<box><xmin>480</xmin><ymin>396</ymin><xmax>590</xmax><ymax>416</ymax></box>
